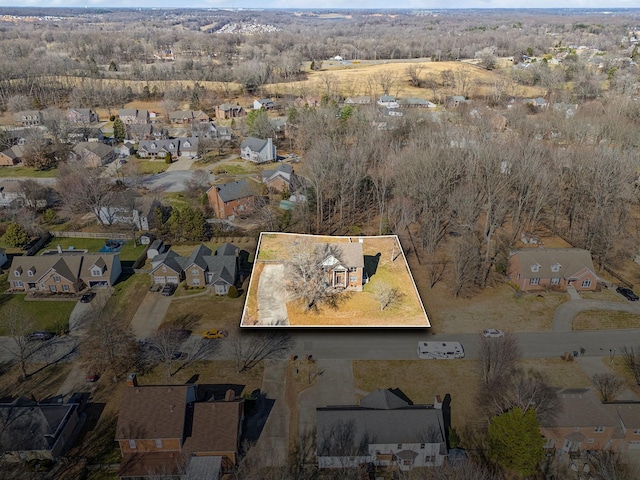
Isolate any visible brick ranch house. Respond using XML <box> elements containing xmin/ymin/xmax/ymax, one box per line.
<box><xmin>507</xmin><ymin>248</ymin><xmax>598</xmax><ymax>292</ymax></box>
<box><xmin>321</xmin><ymin>242</ymin><xmax>365</xmax><ymax>291</ymax></box>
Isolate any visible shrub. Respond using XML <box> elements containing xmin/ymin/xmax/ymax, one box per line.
<box><xmin>227</xmin><ymin>285</ymin><xmax>239</xmax><ymax>298</ymax></box>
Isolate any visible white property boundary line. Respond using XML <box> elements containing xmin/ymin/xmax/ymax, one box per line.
<box><xmin>240</xmin><ymin>232</ymin><xmax>430</xmax><ymax>328</ymax></box>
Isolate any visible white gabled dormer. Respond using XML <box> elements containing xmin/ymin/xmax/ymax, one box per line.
<box><xmin>27</xmin><ymin>266</ymin><xmax>36</xmax><ymax>277</ymax></box>
<box><xmin>530</xmin><ymin>263</ymin><xmax>541</xmax><ymax>273</ymax></box>
<box><xmin>90</xmin><ymin>258</ymin><xmax>107</xmax><ymax>277</ymax></box>
<box><xmin>551</xmin><ymin>263</ymin><xmax>561</xmax><ymax>273</ymax></box>
<box><xmin>151</xmin><ymin>143</ymin><xmax>157</xmax><ymax>149</ymax></box>
<box><xmin>14</xmin><ymin>266</ymin><xmax>22</xmax><ymax>277</ymax></box>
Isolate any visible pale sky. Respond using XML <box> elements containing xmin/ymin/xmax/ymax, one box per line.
<box><xmin>0</xmin><ymin>1</ymin><xmax>639</xmax><ymax>9</ymax></box>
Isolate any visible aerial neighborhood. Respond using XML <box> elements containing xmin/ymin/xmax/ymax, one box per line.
<box><xmin>1</xmin><ymin>6</ymin><xmax>640</xmax><ymax>480</ymax></box>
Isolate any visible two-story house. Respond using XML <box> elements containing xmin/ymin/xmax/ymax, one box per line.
<box><xmin>70</xmin><ymin>142</ymin><xmax>117</xmax><ymax>167</ymax></box>
<box><xmin>261</xmin><ymin>163</ymin><xmax>296</xmax><ymax>194</ymax></box>
<box><xmin>119</xmin><ymin>109</ymin><xmax>150</xmax><ymax>125</ymax></box>
<box><xmin>317</xmin><ymin>389</ymin><xmax>450</xmax><ymax>472</ymax></box>
<box><xmin>240</xmin><ymin>137</ymin><xmax>276</xmax><ymax>163</ymax></box>
<box><xmin>216</xmin><ymin>103</ymin><xmax>245</xmax><ymax>120</ymax></box>
<box><xmin>115</xmin><ymin>374</ymin><xmax>244</xmax><ymax>479</ymax></box>
<box><xmin>207</xmin><ymin>180</ymin><xmax>255</xmax><ymax>221</ymax></box>
<box><xmin>168</xmin><ymin>110</ymin><xmax>209</xmax><ymax>124</ymax></box>
<box><xmin>14</xmin><ymin>111</ymin><xmax>42</xmax><ymax>127</ymax></box>
<box><xmin>66</xmin><ymin>108</ymin><xmax>99</xmax><ymax>124</ymax></box>
<box><xmin>137</xmin><ymin>138</ymin><xmax>198</xmax><ymax>159</ymax></box>
<box><xmin>507</xmin><ymin>248</ymin><xmax>598</xmax><ymax>293</ymax></box>
<box><xmin>320</xmin><ymin>242</ymin><xmax>365</xmax><ymax>291</ymax></box>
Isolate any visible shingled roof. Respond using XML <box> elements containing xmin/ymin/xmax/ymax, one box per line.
<box><xmin>211</xmin><ymin>180</ymin><xmax>254</xmax><ymax>203</ymax></box>
<box><xmin>511</xmin><ymin>248</ymin><xmax>596</xmax><ymax>279</ymax></box>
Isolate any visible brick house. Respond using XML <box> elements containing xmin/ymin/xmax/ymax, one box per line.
<box><xmin>507</xmin><ymin>248</ymin><xmax>598</xmax><ymax>293</ymax></box>
<box><xmin>168</xmin><ymin>110</ymin><xmax>209</xmax><ymax>124</ymax></box>
<box><xmin>70</xmin><ymin>142</ymin><xmax>117</xmax><ymax>167</ymax></box>
<box><xmin>207</xmin><ymin>180</ymin><xmax>255</xmax><ymax>221</ymax></box>
<box><xmin>119</xmin><ymin>109</ymin><xmax>149</xmax><ymax>125</ymax></box>
<box><xmin>261</xmin><ymin>163</ymin><xmax>295</xmax><ymax>193</ymax></box>
<box><xmin>321</xmin><ymin>242</ymin><xmax>364</xmax><ymax>291</ymax></box>
<box><xmin>66</xmin><ymin>108</ymin><xmax>99</xmax><ymax>124</ymax></box>
<box><xmin>150</xmin><ymin>250</ymin><xmax>184</xmax><ymax>285</ymax></box>
<box><xmin>137</xmin><ymin>138</ymin><xmax>198</xmax><ymax>159</ymax></box>
<box><xmin>216</xmin><ymin>103</ymin><xmax>245</xmax><ymax>120</ymax></box>
<box><xmin>115</xmin><ymin>374</ymin><xmax>244</xmax><ymax>478</ymax></box>
<box><xmin>0</xmin><ymin>145</ymin><xmax>23</xmax><ymax>166</ymax></box>
<box><xmin>8</xmin><ymin>253</ymin><xmax>122</xmax><ymax>293</ymax></box>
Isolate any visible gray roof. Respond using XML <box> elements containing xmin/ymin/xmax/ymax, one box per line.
<box><xmin>511</xmin><ymin>248</ymin><xmax>595</xmax><ymax>280</ymax></box>
<box><xmin>151</xmin><ymin>250</ymin><xmax>185</xmax><ymax>275</ymax></box>
<box><xmin>360</xmin><ymin>388</ymin><xmax>410</xmax><ymax>409</ymax></box>
<box><xmin>73</xmin><ymin>142</ymin><xmax>114</xmax><ymax>159</ymax></box>
<box><xmin>119</xmin><ymin>109</ymin><xmax>138</xmax><ymax>116</ymax></box>
<box><xmin>0</xmin><ymin>400</ymin><xmax>76</xmax><ymax>453</ymax></box>
<box><xmin>184</xmin><ymin>244</ymin><xmax>213</xmax><ymax>270</ymax></box>
<box><xmin>210</xmin><ymin>180</ymin><xmax>254</xmax><ymax>203</ymax></box>
<box><xmin>398</xmin><ymin>97</ymin><xmax>429</xmax><ymax>106</ymax></box>
<box><xmin>241</xmin><ymin>137</ymin><xmax>268</xmax><ymax>153</ymax></box>
<box><xmin>215</xmin><ymin>243</ymin><xmax>239</xmax><ymax>257</ymax></box>
<box><xmin>541</xmin><ymin>388</ymin><xmax>617</xmax><ymax>428</ymax></box>
<box><xmin>317</xmin><ymin>390</ymin><xmax>446</xmax><ymax>455</ymax></box>
<box><xmin>262</xmin><ymin>163</ymin><xmax>293</xmax><ymax>183</ymax></box>
<box><xmin>1</xmin><ymin>145</ymin><xmax>24</xmax><ymax>161</ymax></box>
<box><xmin>323</xmin><ymin>242</ymin><xmax>364</xmax><ymax>269</ymax></box>
<box><xmin>205</xmin><ymin>255</ymin><xmax>237</xmax><ymax>286</ymax></box>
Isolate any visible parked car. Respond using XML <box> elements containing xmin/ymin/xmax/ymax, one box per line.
<box><xmin>202</xmin><ymin>329</ymin><xmax>227</xmax><ymax>339</ymax></box>
<box><xmin>27</xmin><ymin>331</ymin><xmax>54</xmax><ymax>341</ymax></box>
<box><xmin>161</xmin><ymin>283</ymin><xmax>177</xmax><ymax>296</ymax></box>
<box><xmin>482</xmin><ymin>329</ymin><xmax>505</xmax><ymax>338</ymax></box>
<box><xmin>80</xmin><ymin>292</ymin><xmax>95</xmax><ymax>303</ymax></box>
<box><xmin>616</xmin><ymin>286</ymin><xmax>639</xmax><ymax>301</ymax></box>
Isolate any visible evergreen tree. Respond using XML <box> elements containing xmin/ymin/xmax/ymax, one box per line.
<box><xmin>488</xmin><ymin>407</ymin><xmax>544</xmax><ymax>478</ymax></box>
<box><xmin>113</xmin><ymin>117</ymin><xmax>126</xmax><ymax>144</ymax></box>
<box><xmin>3</xmin><ymin>223</ymin><xmax>30</xmax><ymax>248</ymax></box>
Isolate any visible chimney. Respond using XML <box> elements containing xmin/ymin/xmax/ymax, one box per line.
<box><xmin>434</xmin><ymin>395</ymin><xmax>443</xmax><ymax>409</ymax></box>
<box><xmin>126</xmin><ymin>372</ymin><xmax>138</xmax><ymax>388</ymax></box>
<box><xmin>57</xmin><ymin>244</ymin><xmax>63</xmax><ymax>254</ymax></box>
<box><xmin>225</xmin><ymin>389</ymin><xmax>236</xmax><ymax>401</ymax></box>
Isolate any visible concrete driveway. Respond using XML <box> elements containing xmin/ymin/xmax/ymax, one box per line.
<box><xmin>130</xmin><ymin>291</ymin><xmax>173</xmax><ymax>339</ymax></box>
<box><xmin>552</xmin><ymin>299</ymin><xmax>640</xmax><ymax>332</ymax></box>
<box><xmin>68</xmin><ymin>288</ymin><xmax>113</xmax><ymax>334</ymax></box>
<box><xmin>166</xmin><ymin>156</ymin><xmax>196</xmax><ymax>172</ymax></box>
<box><xmin>257</xmin><ymin>264</ymin><xmax>289</xmax><ymax>326</ymax></box>
<box><xmin>139</xmin><ymin>170</ymin><xmax>194</xmax><ymax>193</ymax></box>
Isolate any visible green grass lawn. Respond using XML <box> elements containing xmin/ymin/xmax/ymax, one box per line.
<box><xmin>37</xmin><ymin>238</ymin><xmax>145</xmax><ymax>262</ymax></box>
<box><xmin>212</xmin><ymin>163</ymin><xmax>258</xmax><ymax>175</ymax></box>
<box><xmin>0</xmin><ymin>294</ymin><xmax>76</xmax><ymax>334</ymax></box>
<box><xmin>164</xmin><ymin>192</ymin><xmax>192</xmax><ymax>209</ymax></box>
<box><xmin>0</xmin><ymin>166</ymin><xmax>58</xmax><ymax>178</ymax></box>
<box><xmin>135</xmin><ymin>159</ymin><xmax>167</xmax><ymax>174</ymax></box>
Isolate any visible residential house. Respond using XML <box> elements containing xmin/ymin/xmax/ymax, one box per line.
<box><xmin>216</xmin><ymin>103</ymin><xmax>245</xmax><ymax>120</ymax></box>
<box><xmin>316</xmin><ymin>389</ymin><xmax>450</xmax><ymax>472</ymax></box>
<box><xmin>240</xmin><ymin>137</ymin><xmax>276</xmax><ymax>163</ymax></box>
<box><xmin>181</xmin><ymin>243</ymin><xmax>240</xmax><ymax>293</ymax></box>
<box><xmin>507</xmin><ymin>248</ymin><xmax>598</xmax><ymax>293</ymax></box>
<box><xmin>119</xmin><ymin>109</ymin><xmax>150</xmax><ymax>125</ymax></box>
<box><xmin>253</xmin><ymin>98</ymin><xmax>274</xmax><ymax>110</ymax></box>
<box><xmin>115</xmin><ymin>374</ymin><xmax>244</xmax><ymax>478</ymax></box>
<box><xmin>168</xmin><ymin>110</ymin><xmax>209</xmax><ymax>124</ymax></box>
<box><xmin>70</xmin><ymin>142</ymin><xmax>117</xmax><ymax>167</ymax></box>
<box><xmin>98</xmin><ymin>197</ymin><xmax>160</xmax><ymax>231</ymax></box>
<box><xmin>66</xmin><ymin>108</ymin><xmax>99</xmax><ymax>124</ymax></box>
<box><xmin>137</xmin><ymin>138</ymin><xmax>198</xmax><ymax>159</ymax></box>
<box><xmin>66</xmin><ymin>126</ymin><xmax>104</xmax><ymax>143</ymax></box>
<box><xmin>150</xmin><ymin>250</ymin><xmax>185</xmax><ymax>285</ymax></box>
<box><xmin>0</xmin><ymin>179</ymin><xmax>31</xmax><ymax>208</ymax></box>
<box><xmin>446</xmin><ymin>96</ymin><xmax>468</xmax><ymax>108</ymax></box>
<box><xmin>540</xmin><ymin>388</ymin><xmax>627</xmax><ymax>456</ymax></box>
<box><xmin>261</xmin><ymin>163</ymin><xmax>295</xmax><ymax>193</ymax></box>
<box><xmin>397</xmin><ymin>98</ymin><xmax>436</xmax><ymax>109</ymax></box>
<box><xmin>14</xmin><ymin>111</ymin><xmax>42</xmax><ymax>127</ymax></box>
<box><xmin>344</xmin><ymin>96</ymin><xmax>372</xmax><ymax>105</ymax></box>
<box><xmin>525</xmin><ymin>97</ymin><xmax>548</xmax><ymax>111</ymax></box>
<box><xmin>320</xmin><ymin>242</ymin><xmax>365</xmax><ymax>291</ymax></box>
<box><xmin>126</xmin><ymin>124</ymin><xmax>154</xmax><ymax>142</ymax></box>
<box><xmin>0</xmin><ymin>397</ymin><xmax>82</xmax><ymax>462</ymax></box>
<box><xmin>294</xmin><ymin>96</ymin><xmax>321</xmax><ymax>108</ymax></box>
<box><xmin>207</xmin><ymin>180</ymin><xmax>255</xmax><ymax>221</ymax></box>
<box><xmin>377</xmin><ymin>95</ymin><xmax>399</xmax><ymax>108</ymax></box>
<box><xmin>0</xmin><ymin>145</ymin><xmax>24</xmax><ymax>166</ymax></box>
<box><xmin>8</xmin><ymin>253</ymin><xmax>122</xmax><ymax>293</ymax></box>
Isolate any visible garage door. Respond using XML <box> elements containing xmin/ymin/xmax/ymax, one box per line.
<box><xmin>154</xmin><ymin>276</ymin><xmax>165</xmax><ymax>284</ymax></box>
<box><xmin>166</xmin><ymin>276</ymin><xmax>179</xmax><ymax>284</ymax></box>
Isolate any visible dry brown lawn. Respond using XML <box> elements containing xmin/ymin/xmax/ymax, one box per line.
<box><xmin>164</xmin><ymin>294</ymin><xmax>246</xmax><ymax>335</ymax></box>
<box><xmin>573</xmin><ymin>310</ymin><xmax>640</xmax><ymax>331</ymax></box>
<box><xmin>246</xmin><ymin>233</ymin><xmax>428</xmax><ymax>327</ymax></box>
<box><xmin>519</xmin><ymin>358</ymin><xmax>592</xmax><ymax>387</ymax></box>
<box><xmin>0</xmin><ymin>362</ymin><xmax>72</xmax><ymax>400</ymax></box>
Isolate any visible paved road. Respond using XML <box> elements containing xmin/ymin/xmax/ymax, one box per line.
<box><xmin>139</xmin><ymin>170</ymin><xmax>196</xmax><ymax>193</ymax></box>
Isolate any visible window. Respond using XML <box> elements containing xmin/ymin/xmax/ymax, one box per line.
<box><xmin>192</xmin><ymin>279</ymin><xmax>200</xmax><ymax>287</ymax></box>
<box><xmin>128</xmin><ymin>440</ymin><xmax>136</xmax><ymax>449</ymax></box>
<box><xmin>531</xmin><ymin>264</ymin><xmax>540</xmax><ymax>273</ymax></box>
<box><xmin>530</xmin><ymin>278</ymin><xmax>540</xmax><ymax>286</ymax></box>
<box><xmin>551</xmin><ymin>263</ymin><xmax>561</xmax><ymax>272</ymax></box>
<box><xmin>49</xmin><ymin>285</ymin><xmax>57</xmax><ymax>292</ymax></box>
<box><xmin>582</xmin><ymin>279</ymin><xmax>592</xmax><ymax>288</ymax></box>
<box><xmin>27</xmin><ymin>270</ymin><xmax>33</xmax><ymax>277</ymax></box>
<box><xmin>551</xmin><ymin>277</ymin><xmax>560</xmax><ymax>285</ymax></box>
<box><xmin>192</xmin><ymin>269</ymin><xmax>199</xmax><ymax>276</ymax></box>
<box><xmin>587</xmin><ymin>438</ymin><xmax>594</xmax><ymax>444</ymax></box>
<box><xmin>14</xmin><ymin>270</ymin><xmax>21</xmax><ymax>277</ymax></box>
<box><xmin>53</xmin><ymin>276</ymin><xmax>61</xmax><ymax>283</ymax></box>
<box><xmin>154</xmin><ymin>439</ymin><xmax>163</xmax><ymax>449</ymax></box>
<box><xmin>594</xmin><ymin>426</ymin><xmax>605</xmax><ymax>433</ymax></box>
<box><xmin>350</xmin><ymin>275</ymin><xmax>357</xmax><ymax>283</ymax></box>
<box><xmin>397</xmin><ymin>444</ymin><xmax>402</xmax><ymax>450</ymax></box>
<box><xmin>420</xmin><ymin>444</ymin><xmax>425</xmax><ymax>449</ymax></box>
<box><xmin>162</xmin><ymin>266</ymin><xmax>167</xmax><ymax>272</ymax></box>
<box><xmin>516</xmin><ymin>273</ymin><xmax>521</xmax><ymax>280</ymax></box>
<box><xmin>91</xmin><ymin>268</ymin><xmax>102</xmax><ymax>277</ymax></box>
<box><xmin>13</xmin><ymin>281</ymin><xmax>23</xmax><ymax>287</ymax></box>
<box><xmin>62</xmin><ymin>285</ymin><xmax>69</xmax><ymax>292</ymax></box>
<box><xmin>425</xmin><ymin>455</ymin><xmax>436</xmax><ymax>463</ymax></box>
<box><xmin>634</xmin><ymin>429</ymin><xmax>640</xmax><ymax>435</ymax></box>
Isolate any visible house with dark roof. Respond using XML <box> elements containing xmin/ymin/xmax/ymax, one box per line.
<box><xmin>0</xmin><ymin>397</ymin><xmax>82</xmax><ymax>462</ymax></box>
<box><xmin>115</xmin><ymin>374</ymin><xmax>243</xmax><ymax>479</ymax></box>
<box><xmin>397</xmin><ymin>98</ymin><xmax>436</xmax><ymax>109</ymax></box>
<box><xmin>70</xmin><ymin>142</ymin><xmax>117</xmax><ymax>167</ymax></box>
<box><xmin>152</xmin><ymin>243</ymin><xmax>240</xmax><ymax>294</ymax></box>
<box><xmin>119</xmin><ymin>109</ymin><xmax>149</xmax><ymax>125</ymax></box>
<box><xmin>8</xmin><ymin>253</ymin><xmax>122</xmax><ymax>293</ymax></box>
<box><xmin>316</xmin><ymin>389</ymin><xmax>450</xmax><ymax>472</ymax></box>
<box><xmin>207</xmin><ymin>180</ymin><xmax>255</xmax><ymax>221</ymax></box>
<box><xmin>261</xmin><ymin>163</ymin><xmax>295</xmax><ymax>193</ymax></box>
<box><xmin>138</xmin><ymin>138</ymin><xmax>198</xmax><ymax>159</ymax></box>
<box><xmin>507</xmin><ymin>248</ymin><xmax>598</xmax><ymax>292</ymax></box>
<box><xmin>216</xmin><ymin>103</ymin><xmax>245</xmax><ymax>120</ymax></box>
<box><xmin>67</xmin><ymin>108</ymin><xmax>99</xmax><ymax>124</ymax></box>
<box><xmin>0</xmin><ymin>145</ymin><xmax>24</xmax><ymax>166</ymax></box>
<box><xmin>240</xmin><ymin>137</ymin><xmax>276</xmax><ymax>163</ymax></box>
<box><xmin>98</xmin><ymin>197</ymin><xmax>160</xmax><ymax>231</ymax></box>
<box><xmin>320</xmin><ymin>242</ymin><xmax>365</xmax><ymax>291</ymax></box>
<box><xmin>168</xmin><ymin>110</ymin><xmax>209</xmax><ymax>124</ymax></box>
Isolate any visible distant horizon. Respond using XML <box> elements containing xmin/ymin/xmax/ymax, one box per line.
<box><xmin>0</xmin><ymin>3</ymin><xmax>639</xmax><ymax>11</ymax></box>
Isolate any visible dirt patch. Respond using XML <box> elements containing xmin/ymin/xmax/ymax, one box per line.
<box><xmin>573</xmin><ymin>310</ymin><xmax>640</xmax><ymax>331</ymax></box>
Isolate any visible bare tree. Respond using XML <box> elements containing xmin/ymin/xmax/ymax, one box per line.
<box><xmin>477</xmin><ymin>333</ymin><xmax>520</xmax><ymax>387</ymax></box>
<box><xmin>0</xmin><ymin>305</ymin><xmax>37</xmax><ymax>381</ymax></box>
<box><xmin>405</xmin><ymin>64</ymin><xmax>424</xmax><ymax>87</ymax></box>
<box><xmin>371</xmin><ymin>281</ymin><xmax>402</xmax><ymax>311</ymax></box>
<box><xmin>227</xmin><ymin>331</ymin><xmax>292</xmax><ymax>373</ymax></box>
<box><xmin>621</xmin><ymin>346</ymin><xmax>640</xmax><ymax>385</ymax></box>
<box><xmin>452</xmin><ymin>234</ymin><xmax>481</xmax><ymax>298</ymax></box>
<box><xmin>145</xmin><ymin>329</ymin><xmax>187</xmax><ymax>380</ymax></box>
<box><xmin>588</xmin><ymin>450</ymin><xmax>637</xmax><ymax>480</ymax></box>
<box><xmin>592</xmin><ymin>373</ymin><xmax>624</xmax><ymax>402</ymax></box>
<box><xmin>374</xmin><ymin>71</ymin><xmax>396</xmax><ymax>96</ymax></box>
